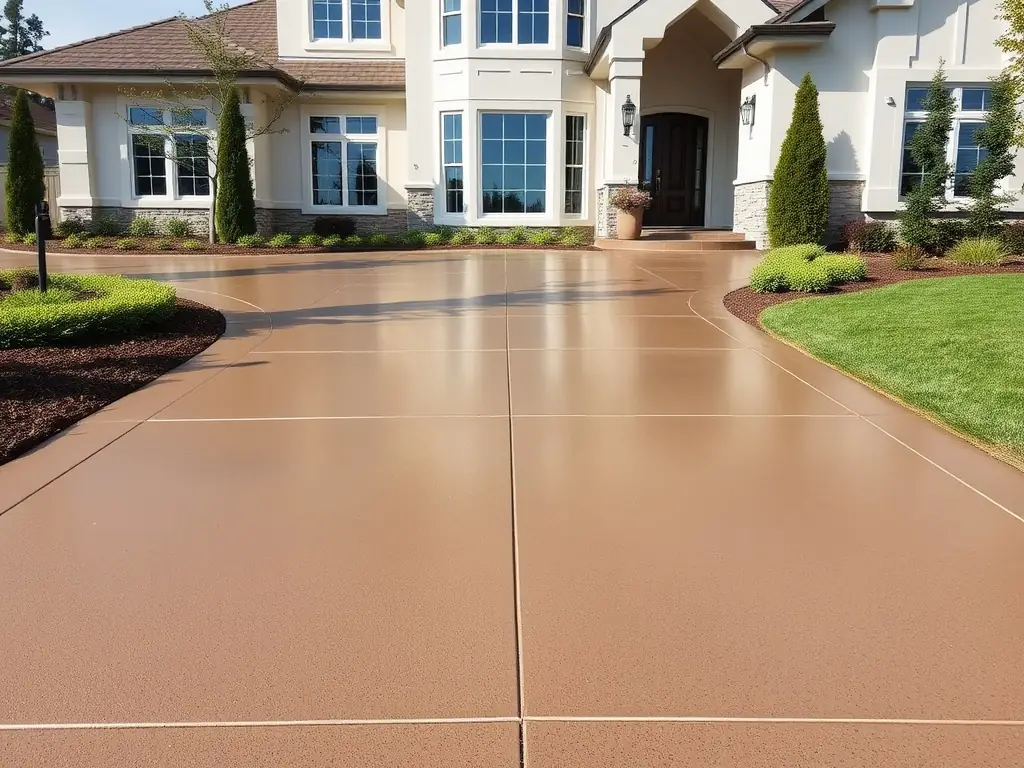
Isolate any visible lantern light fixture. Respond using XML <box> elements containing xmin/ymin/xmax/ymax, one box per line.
<box><xmin>621</xmin><ymin>95</ymin><xmax>636</xmax><ymax>137</ymax></box>
<box><xmin>740</xmin><ymin>95</ymin><xmax>757</xmax><ymax>127</ymax></box>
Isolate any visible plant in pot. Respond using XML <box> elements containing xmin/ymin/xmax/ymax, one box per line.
<box><xmin>609</xmin><ymin>186</ymin><xmax>652</xmax><ymax>240</ymax></box>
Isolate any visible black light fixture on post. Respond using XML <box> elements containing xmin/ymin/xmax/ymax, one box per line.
<box><xmin>740</xmin><ymin>95</ymin><xmax>757</xmax><ymax>127</ymax></box>
<box><xmin>621</xmin><ymin>95</ymin><xmax>636</xmax><ymax>137</ymax></box>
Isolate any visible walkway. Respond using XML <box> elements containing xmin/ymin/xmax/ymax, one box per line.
<box><xmin>2</xmin><ymin>248</ymin><xmax>1024</xmax><ymax>766</ymax></box>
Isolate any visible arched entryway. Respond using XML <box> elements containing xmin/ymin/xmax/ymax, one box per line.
<box><xmin>638</xmin><ymin>112</ymin><xmax>709</xmax><ymax>227</ymax></box>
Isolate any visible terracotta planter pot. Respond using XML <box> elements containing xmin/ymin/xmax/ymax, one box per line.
<box><xmin>616</xmin><ymin>207</ymin><xmax>643</xmax><ymax>240</ymax></box>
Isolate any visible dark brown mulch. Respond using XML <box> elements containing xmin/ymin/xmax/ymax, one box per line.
<box><xmin>724</xmin><ymin>254</ymin><xmax>1024</xmax><ymax>327</ymax></box>
<box><xmin>0</xmin><ymin>298</ymin><xmax>225</xmax><ymax>465</ymax></box>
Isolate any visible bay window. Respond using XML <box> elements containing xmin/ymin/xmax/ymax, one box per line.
<box><xmin>442</xmin><ymin>0</ymin><xmax>461</xmax><ymax>46</ymax></box>
<box><xmin>480</xmin><ymin>0</ymin><xmax>548</xmax><ymax>45</ymax></box>
<box><xmin>566</xmin><ymin>0</ymin><xmax>584</xmax><ymax>48</ymax></box>
<box><xmin>312</xmin><ymin>0</ymin><xmax>382</xmax><ymax>41</ymax></box>
<box><xmin>309</xmin><ymin>115</ymin><xmax>380</xmax><ymax>208</ymax></box>
<box><xmin>481</xmin><ymin>113</ymin><xmax>547</xmax><ymax>214</ymax></box>
<box><xmin>128</xmin><ymin>106</ymin><xmax>210</xmax><ymax>199</ymax></box>
<box><xmin>900</xmin><ymin>85</ymin><xmax>991</xmax><ymax>199</ymax></box>
<box><xmin>442</xmin><ymin>113</ymin><xmax>464</xmax><ymax>213</ymax></box>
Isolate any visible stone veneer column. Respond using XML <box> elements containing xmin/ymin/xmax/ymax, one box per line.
<box><xmin>733</xmin><ymin>180</ymin><xmax>771</xmax><ymax>249</ymax></box>
<box><xmin>597</xmin><ymin>183</ymin><xmax>633</xmax><ymax>239</ymax></box>
<box><xmin>405</xmin><ymin>184</ymin><xmax>435</xmax><ymax>231</ymax></box>
<box><xmin>828</xmin><ymin>180</ymin><xmax>866</xmax><ymax>245</ymax></box>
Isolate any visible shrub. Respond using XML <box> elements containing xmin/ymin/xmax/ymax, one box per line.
<box><xmin>947</xmin><ymin>237</ymin><xmax>1007</xmax><ymax>266</ymax></box>
<box><xmin>749</xmin><ymin>244</ymin><xmax>866</xmax><ymax>294</ymax></box>
<box><xmin>343</xmin><ymin>234</ymin><xmax>363</xmax><ymax>247</ymax></box>
<box><xmin>1</xmin><ymin>268</ymin><xmax>40</xmax><ymax>291</ymax></box>
<box><xmin>115</xmin><ymin>237</ymin><xmax>139</xmax><ymax>251</ymax></box>
<box><xmin>965</xmin><ymin>72</ymin><xmax>1020</xmax><ymax>237</ymax></box>
<box><xmin>450</xmin><ymin>228</ymin><xmax>475</xmax><ymax>246</ymax></box>
<box><xmin>298</xmin><ymin>233</ymin><xmax>324</xmax><ymax>247</ymax></box>
<box><xmin>528</xmin><ymin>229</ymin><xmax>557</xmax><ymax>246</ymax></box>
<box><xmin>475</xmin><ymin>226</ymin><xmax>496</xmax><ymax>245</ymax></box>
<box><xmin>22</xmin><ymin>233</ymin><xmax>37</xmax><ymax>246</ymax></box>
<box><xmin>61</xmin><ymin>234</ymin><xmax>86</xmax><ymax>249</ymax></box>
<box><xmin>268</xmin><ymin>233</ymin><xmax>294</xmax><ymax>248</ymax></box>
<box><xmin>999</xmin><ymin>222</ymin><xmax>1024</xmax><ymax>255</ymax></box>
<box><xmin>559</xmin><ymin>227</ymin><xmax>588</xmax><ymax>247</ymax></box>
<box><xmin>402</xmin><ymin>230</ymin><xmax>426</xmax><ymax>248</ymax></box>
<box><xmin>843</xmin><ymin>220</ymin><xmax>896</xmax><ymax>253</ymax></box>
<box><xmin>90</xmin><ymin>216</ymin><xmax>123</xmax><ymax>237</ymax></box>
<box><xmin>322</xmin><ymin>234</ymin><xmax>344</xmax><ymax>248</ymax></box>
<box><xmin>164</xmin><ymin>217</ymin><xmax>192</xmax><ymax>238</ymax></box>
<box><xmin>423</xmin><ymin>231</ymin><xmax>445</xmax><ymax>246</ymax></box>
<box><xmin>153</xmin><ymin>238</ymin><xmax>174</xmax><ymax>251</ymax></box>
<box><xmin>495</xmin><ymin>231</ymin><xmax>519</xmax><ymax>246</ymax></box>
<box><xmin>84</xmin><ymin>237</ymin><xmax>108</xmax><ymax>249</ymax></box>
<box><xmin>312</xmin><ymin>216</ymin><xmax>356</xmax><ymax>238</ymax></box>
<box><xmin>127</xmin><ymin>217</ymin><xmax>157</xmax><ymax>237</ymax></box>
<box><xmin>54</xmin><ymin>217</ymin><xmax>88</xmax><ymax>237</ymax></box>
<box><xmin>508</xmin><ymin>226</ymin><xmax>530</xmax><ymax>244</ymax></box>
<box><xmin>235</xmin><ymin>234</ymin><xmax>264</xmax><ymax>248</ymax></box>
<box><xmin>892</xmin><ymin>244</ymin><xmax>926</xmax><ymax>271</ymax></box>
<box><xmin>928</xmin><ymin>219</ymin><xmax>970</xmax><ymax>254</ymax></box>
<box><xmin>1</xmin><ymin>286</ymin><xmax>80</xmax><ymax>309</ymax></box>
<box><xmin>4</xmin><ymin>231</ymin><xmax>20</xmax><ymax>244</ymax></box>
<box><xmin>368</xmin><ymin>232</ymin><xmax>390</xmax><ymax>247</ymax></box>
<box><xmin>181</xmin><ymin>239</ymin><xmax>204</xmax><ymax>251</ymax></box>
<box><xmin>609</xmin><ymin>186</ymin><xmax>652</xmax><ymax>211</ymax></box>
<box><xmin>0</xmin><ymin>271</ymin><xmax>177</xmax><ymax>349</ymax></box>
<box><xmin>215</xmin><ymin>87</ymin><xmax>257</xmax><ymax>243</ymax></box>
<box><xmin>4</xmin><ymin>90</ymin><xmax>45</xmax><ymax>235</ymax></box>
<box><xmin>767</xmin><ymin>73</ymin><xmax>830</xmax><ymax>247</ymax></box>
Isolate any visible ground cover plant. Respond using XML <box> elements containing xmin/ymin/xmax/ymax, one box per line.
<box><xmin>749</xmin><ymin>245</ymin><xmax>867</xmax><ymax>293</ymax></box>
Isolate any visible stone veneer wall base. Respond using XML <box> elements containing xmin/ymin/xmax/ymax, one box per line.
<box><xmin>59</xmin><ymin>207</ymin><xmax>212</xmax><ymax>237</ymax></box>
<box><xmin>405</xmin><ymin>186</ymin><xmax>435</xmax><ymax>231</ymax></box>
<box><xmin>597</xmin><ymin>183</ymin><xmax>633</xmax><ymax>239</ymax></box>
<box><xmin>732</xmin><ymin>179</ymin><xmax>867</xmax><ymax>250</ymax></box>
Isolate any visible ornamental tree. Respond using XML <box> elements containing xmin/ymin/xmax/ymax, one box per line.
<box><xmin>966</xmin><ymin>72</ymin><xmax>1020</xmax><ymax>236</ymax></box>
<box><xmin>4</xmin><ymin>88</ymin><xmax>45</xmax><ymax>235</ymax></box>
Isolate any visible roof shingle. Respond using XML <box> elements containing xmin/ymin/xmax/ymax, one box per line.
<box><xmin>0</xmin><ymin>98</ymin><xmax>57</xmax><ymax>134</ymax></box>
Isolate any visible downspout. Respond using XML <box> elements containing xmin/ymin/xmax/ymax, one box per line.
<box><xmin>742</xmin><ymin>43</ymin><xmax>771</xmax><ymax>85</ymax></box>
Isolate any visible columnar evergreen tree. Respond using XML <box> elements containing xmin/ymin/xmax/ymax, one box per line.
<box><xmin>4</xmin><ymin>88</ymin><xmax>45</xmax><ymax>235</ymax></box>
<box><xmin>214</xmin><ymin>87</ymin><xmax>256</xmax><ymax>243</ymax></box>
<box><xmin>899</xmin><ymin>66</ymin><xmax>955</xmax><ymax>250</ymax></box>
<box><xmin>966</xmin><ymin>72</ymin><xmax>1020</xmax><ymax>236</ymax></box>
<box><xmin>767</xmin><ymin>73</ymin><xmax>830</xmax><ymax>247</ymax></box>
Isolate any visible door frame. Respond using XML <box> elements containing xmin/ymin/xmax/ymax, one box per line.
<box><xmin>638</xmin><ymin>105</ymin><xmax>716</xmax><ymax>228</ymax></box>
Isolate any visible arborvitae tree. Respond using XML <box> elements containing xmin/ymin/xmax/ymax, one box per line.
<box><xmin>767</xmin><ymin>73</ymin><xmax>830</xmax><ymax>247</ymax></box>
<box><xmin>899</xmin><ymin>65</ymin><xmax>955</xmax><ymax>250</ymax></box>
<box><xmin>966</xmin><ymin>72</ymin><xmax>1020</xmax><ymax>236</ymax></box>
<box><xmin>214</xmin><ymin>86</ymin><xmax>256</xmax><ymax>243</ymax></box>
<box><xmin>4</xmin><ymin>88</ymin><xmax>44</xmax><ymax>235</ymax></box>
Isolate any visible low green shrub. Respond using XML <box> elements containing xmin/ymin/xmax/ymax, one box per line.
<box><xmin>53</xmin><ymin>217</ymin><xmax>89</xmax><ymax>237</ymax></box>
<box><xmin>749</xmin><ymin>244</ymin><xmax>867</xmax><ymax>294</ymax></box>
<box><xmin>2</xmin><ymin>286</ymin><xmax>79</xmax><ymax>309</ymax></box>
<box><xmin>343</xmin><ymin>234</ymin><xmax>363</xmax><ymax>247</ymax></box>
<box><xmin>236</xmin><ymin>234</ymin><xmax>264</xmax><ymax>248</ymax></box>
<box><xmin>322</xmin><ymin>234</ymin><xmax>344</xmax><ymax>248</ymax></box>
<box><xmin>115</xmin><ymin>238</ymin><xmax>139</xmax><ymax>251</ymax></box>
<box><xmin>164</xmin><ymin>217</ymin><xmax>191</xmax><ymax>238</ymax></box>
<box><xmin>268</xmin><ymin>233</ymin><xmax>294</xmax><ymax>248</ymax></box>
<box><xmin>999</xmin><ymin>222</ymin><xmax>1024</xmax><ymax>256</ymax></box>
<box><xmin>402</xmin><ymin>231</ymin><xmax>426</xmax><ymax>248</ymax></box>
<box><xmin>947</xmin><ymin>237</ymin><xmax>1007</xmax><ymax>266</ymax></box>
<box><xmin>928</xmin><ymin>219</ymin><xmax>970</xmax><ymax>255</ymax></box>
<box><xmin>527</xmin><ymin>229</ymin><xmax>557</xmax><ymax>246</ymax></box>
<box><xmin>891</xmin><ymin>244</ymin><xmax>926</xmax><ymax>271</ymax></box>
<box><xmin>153</xmin><ymin>238</ymin><xmax>175</xmax><ymax>251</ymax></box>
<box><xmin>4</xmin><ymin>231</ymin><xmax>22</xmax><ymax>244</ymax></box>
<box><xmin>22</xmin><ymin>233</ymin><xmax>37</xmax><ymax>246</ymax></box>
<box><xmin>368</xmin><ymin>232</ymin><xmax>389</xmax><ymax>247</ymax></box>
<box><xmin>299</xmin><ymin>233</ymin><xmax>323</xmax><ymax>246</ymax></box>
<box><xmin>474</xmin><ymin>226</ymin><xmax>496</xmax><ymax>245</ymax></box>
<box><xmin>89</xmin><ymin>216</ymin><xmax>123</xmax><ymax>237</ymax></box>
<box><xmin>84</xmin><ymin>237</ymin><xmax>108</xmax><ymax>249</ymax></box>
<box><xmin>1</xmin><ymin>268</ymin><xmax>38</xmax><ymax>291</ymax></box>
<box><xmin>61</xmin><ymin>234</ymin><xmax>87</xmax><ymax>249</ymax></box>
<box><xmin>127</xmin><ymin>218</ymin><xmax>157</xmax><ymax>237</ymax></box>
<box><xmin>559</xmin><ymin>227</ymin><xmax>589</xmax><ymax>247</ymax></box>
<box><xmin>843</xmin><ymin>220</ymin><xmax>896</xmax><ymax>253</ymax></box>
<box><xmin>506</xmin><ymin>226</ymin><xmax>529</xmax><ymax>244</ymax></box>
<box><xmin>0</xmin><ymin>271</ymin><xmax>177</xmax><ymax>348</ymax></box>
<box><xmin>450</xmin><ymin>228</ymin><xmax>475</xmax><ymax>246</ymax></box>
<box><xmin>181</xmin><ymin>239</ymin><xmax>204</xmax><ymax>251</ymax></box>
<box><xmin>423</xmin><ymin>231</ymin><xmax>445</xmax><ymax>247</ymax></box>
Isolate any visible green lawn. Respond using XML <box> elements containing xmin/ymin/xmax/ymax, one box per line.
<box><xmin>760</xmin><ymin>275</ymin><xmax>1024</xmax><ymax>463</ymax></box>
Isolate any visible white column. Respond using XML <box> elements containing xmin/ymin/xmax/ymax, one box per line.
<box><xmin>54</xmin><ymin>99</ymin><xmax>96</xmax><ymax>208</ymax></box>
<box><xmin>603</xmin><ymin>58</ymin><xmax>643</xmax><ymax>185</ymax></box>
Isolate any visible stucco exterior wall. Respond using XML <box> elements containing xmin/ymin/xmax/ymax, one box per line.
<box><xmin>276</xmin><ymin>0</ymin><xmax>405</xmax><ymax>59</ymax></box>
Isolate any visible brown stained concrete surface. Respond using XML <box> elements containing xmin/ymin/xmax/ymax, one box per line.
<box><xmin>1</xmin><ymin>248</ymin><xmax>1023</xmax><ymax>766</ymax></box>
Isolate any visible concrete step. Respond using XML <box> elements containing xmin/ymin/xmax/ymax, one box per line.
<box><xmin>595</xmin><ymin>236</ymin><xmax>758</xmax><ymax>252</ymax></box>
<box><xmin>640</xmin><ymin>228</ymin><xmax>748</xmax><ymax>241</ymax></box>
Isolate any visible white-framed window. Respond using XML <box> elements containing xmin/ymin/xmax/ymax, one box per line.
<box><xmin>564</xmin><ymin>114</ymin><xmax>585</xmax><ymax>215</ymax></box>
<box><xmin>481</xmin><ymin>112</ymin><xmax>548</xmax><ymax>214</ymax></box>
<box><xmin>312</xmin><ymin>0</ymin><xmax>382</xmax><ymax>41</ymax></box>
<box><xmin>128</xmin><ymin>106</ymin><xmax>210</xmax><ymax>199</ymax></box>
<box><xmin>442</xmin><ymin>112</ymin><xmax>464</xmax><ymax>213</ymax></box>
<box><xmin>900</xmin><ymin>85</ymin><xmax>991</xmax><ymax>199</ymax></box>
<box><xmin>442</xmin><ymin>0</ymin><xmax>461</xmax><ymax>46</ymax></box>
<box><xmin>309</xmin><ymin>114</ymin><xmax>381</xmax><ymax>208</ymax></box>
<box><xmin>566</xmin><ymin>0</ymin><xmax>584</xmax><ymax>48</ymax></box>
<box><xmin>480</xmin><ymin>0</ymin><xmax>549</xmax><ymax>45</ymax></box>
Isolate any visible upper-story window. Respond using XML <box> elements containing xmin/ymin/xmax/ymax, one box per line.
<box><xmin>480</xmin><ymin>0</ymin><xmax>548</xmax><ymax>45</ymax></box>
<box><xmin>312</xmin><ymin>0</ymin><xmax>382</xmax><ymax>41</ymax></box>
<box><xmin>566</xmin><ymin>0</ymin><xmax>584</xmax><ymax>48</ymax></box>
<box><xmin>442</xmin><ymin>0</ymin><xmax>461</xmax><ymax>46</ymax></box>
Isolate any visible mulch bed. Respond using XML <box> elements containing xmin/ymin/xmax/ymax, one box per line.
<box><xmin>0</xmin><ymin>298</ymin><xmax>225</xmax><ymax>465</ymax></box>
<box><xmin>724</xmin><ymin>253</ymin><xmax>1024</xmax><ymax>327</ymax></box>
<box><xmin>3</xmin><ymin>240</ymin><xmax>597</xmax><ymax>256</ymax></box>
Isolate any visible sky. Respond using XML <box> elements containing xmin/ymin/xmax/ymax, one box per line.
<box><xmin>37</xmin><ymin>0</ymin><xmax>250</xmax><ymax>49</ymax></box>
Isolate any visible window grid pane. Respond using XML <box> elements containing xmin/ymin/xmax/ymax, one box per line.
<box><xmin>481</xmin><ymin>112</ymin><xmax>547</xmax><ymax>214</ymax></box>
<box><xmin>442</xmin><ymin>0</ymin><xmax>461</xmax><ymax>46</ymax></box>
<box><xmin>480</xmin><ymin>0</ymin><xmax>513</xmax><ymax>43</ymax></box>
<box><xmin>564</xmin><ymin>115</ymin><xmax>584</xmax><ymax>215</ymax></box>
<box><xmin>171</xmin><ymin>108</ymin><xmax>207</xmax><ymax>127</ymax></box>
<box><xmin>352</xmin><ymin>0</ymin><xmax>382</xmax><ymax>39</ymax></box>
<box><xmin>312</xmin><ymin>0</ymin><xmax>344</xmax><ymax>38</ymax></box>
<box><xmin>899</xmin><ymin>120</ymin><xmax>924</xmax><ymax>197</ymax></box>
<box><xmin>345</xmin><ymin>116</ymin><xmax>378</xmax><ymax>135</ymax></box>
<box><xmin>312</xmin><ymin>140</ymin><xmax>344</xmax><ymax>206</ymax></box>
<box><xmin>566</xmin><ymin>0</ymin><xmax>584</xmax><ymax>48</ymax></box>
<box><xmin>129</xmin><ymin>107</ymin><xmax>163</xmax><ymax>126</ymax></box>
<box><xmin>443</xmin><ymin>113</ymin><xmax>464</xmax><ymax>214</ymax></box>
<box><xmin>518</xmin><ymin>0</ymin><xmax>549</xmax><ymax>44</ymax></box>
<box><xmin>954</xmin><ymin>122</ymin><xmax>988</xmax><ymax>197</ymax></box>
<box><xmin>347</xmin><ymin>142</ymin><xmax>379</xmax><ymax>206</ymax></box>
<box><xmin>132</xmin><ymin>134</ymin><xmax>167</xmax><ymax>197</ymax></box>
<box><xmin>175</xmin><ymin>135</ymin><xmax>210</xmax><ymax>196</ymax></box>
<box><xmin>311</xmin><ymin>116</ymin><xmax>342</xmax><ymax>134</ymax></box>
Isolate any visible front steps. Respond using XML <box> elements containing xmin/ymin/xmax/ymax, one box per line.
<box><xmin>596</xmin><ymin>227</ymin><xmax>758</xmax><ymax>252</ymax></box>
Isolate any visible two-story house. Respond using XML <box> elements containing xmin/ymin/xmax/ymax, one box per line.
<box><xmin>0</xmin><ymin>0</ymin><xmax>1018</xmax><ymax>247</ymax></box>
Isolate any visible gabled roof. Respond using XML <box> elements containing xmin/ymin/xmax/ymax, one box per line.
<box><xmin>0</xmin><ymin>0</ymin><xmax>404</xmax><ymax>92</ymax></box>
<box><xmin>0</xmin><ymin>98</ymin><xmax>57</xmax><ymax>135</ymax></box>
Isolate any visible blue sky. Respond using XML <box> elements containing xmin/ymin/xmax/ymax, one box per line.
<box><xmin>39</xmin><ymin>0</ymin><xmax>249</xmax><ymax>49</ymax></box>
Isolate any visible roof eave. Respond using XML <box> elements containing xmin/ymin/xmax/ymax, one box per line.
<box><xmin>713</xmin><ymin>21</ymin><xmax>835</xmax><ymax>67</ymax></box>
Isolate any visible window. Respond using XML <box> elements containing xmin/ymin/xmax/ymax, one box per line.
<box><xmin>309</xmin><ymin>114</ymin><xmax>380</xmax><ymax>208</ymax></box>
<box><xmin>900</xmin><ymin>85</ymin><xmax>992</xmax><ymax>199</ymax></box>
<box><xmin>564</xmin><ymin>115</ymin><xmax>585</xmax><ymax>215</ymax></box>
<box><xmin>442</xmin><ymin>113</ymin><xmax>464</xmax><ymax>213</ymax></box>
<box><xmin>442</xmin><ymin>0</ymin><xmax>461</xmax><ymax>46</ymax></box>
<box><xmin>481</xmin><ymin>113</ymin><xmax>547</xmax><ymax>214</ymax></box>
<box><xmin>566</xmin><ymin>0</ymin><xmax>584</xmax><ymax>48</ymax></box>
<box><xmin>312</xmin><ymin>0</ymin><xmax>382</xmax><ymax>41</ymax></box>
<box><xmin>128</xmin><ymin>106</ymin><xmax>210</xmax><ymax>198</ymax></box>
<box><xmin>480</xmin><ymin>0</ymin><xmax>547</xmax><ymax>44</ymax></box>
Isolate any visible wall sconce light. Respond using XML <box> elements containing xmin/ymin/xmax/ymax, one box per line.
<box><xmin>740</xmin><ymin>95</ymin><xmax>756</xmax><ymax>127</ymax></box>
<box><xmin>621</xmin><ymin>95</ymin><xmax>636</xmax><ymax>137</ymax></box>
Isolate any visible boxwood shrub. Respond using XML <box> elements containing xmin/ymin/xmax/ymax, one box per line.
<box><xmin>0</xmin><ymin>271</ymin><xmax>177</xmax><ymax>348</ymax></box>
<box><xmin>749</xmin><ymin>244</ymin><xmax>867</xmax><ymax>294</ymax></box>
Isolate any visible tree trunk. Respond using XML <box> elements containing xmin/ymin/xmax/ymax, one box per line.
<box><xmin>209</xmin><ymin>175</ymin><xmax>218</xmax><ymax>245</ymax></box>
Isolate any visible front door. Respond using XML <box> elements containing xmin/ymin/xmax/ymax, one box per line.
<box><xmin>639</xmin><ymin>113</ymin><xmax>709</xmax><ymax>227</ymax></box>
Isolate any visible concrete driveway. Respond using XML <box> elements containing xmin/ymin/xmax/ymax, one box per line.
<box><xmin>2</xmin><ymin>248</ymin><xmax>1024</xmax><ymax>766</ymax></box>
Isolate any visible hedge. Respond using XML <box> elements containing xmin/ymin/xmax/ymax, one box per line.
<box><xmin>0</xmin><ymin>271</ymin><xmax>177</xmax><ymax>348</ymax></box>
<box><xmin>749</xmin><ymin>245</ymin><xmax>867</xmax><ymax>294</ymax></box>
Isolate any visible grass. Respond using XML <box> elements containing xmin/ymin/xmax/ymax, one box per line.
<box><xmin>760</xmin><ymin>275</ymin><xmax>1024</xmax><ymax>464</ymax></box>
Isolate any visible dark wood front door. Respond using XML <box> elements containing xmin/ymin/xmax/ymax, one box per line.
<box><xmin>639</xmin><ymin>113</ymin><xmax>709</xmax><ymax>227</ymax></box>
